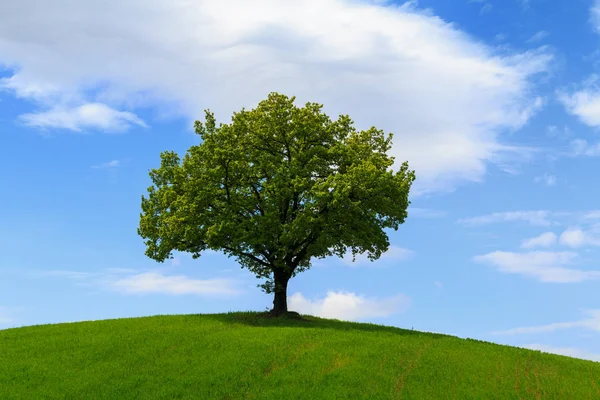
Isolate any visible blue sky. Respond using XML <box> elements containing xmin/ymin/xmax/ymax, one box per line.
<box><xmin>2</xmin><ymin>0</ymin><xmax>600</xmax><ymax>363</ymax></box>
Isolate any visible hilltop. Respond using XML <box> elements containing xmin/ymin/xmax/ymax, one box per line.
<box><xmin>1</xmin><ymin>312</ymin><xmax>599</xmax><ymax>399</ymax></box>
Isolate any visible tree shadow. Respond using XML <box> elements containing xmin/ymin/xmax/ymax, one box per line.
<box><xmin>192</xmin><ymin>311</ymin><xmax>455</xmax><ymax>340</ymax></box>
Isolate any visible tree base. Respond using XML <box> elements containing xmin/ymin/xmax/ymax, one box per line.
<box><xmin>263</xmin><ymin>310</ymin><xmax>309</xmax><ymax>321</ymax></box>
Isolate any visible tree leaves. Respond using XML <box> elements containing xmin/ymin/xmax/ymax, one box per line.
<box><xmin>138</xmin><ymin>92</ymin><xmax>415</xmax><ymax>293</ymax></box>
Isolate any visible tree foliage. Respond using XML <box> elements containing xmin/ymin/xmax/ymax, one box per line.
<box><xmin>138</xmin><ymin>92</ymin><xmax>415</xmax><ymax>314</ymax></box>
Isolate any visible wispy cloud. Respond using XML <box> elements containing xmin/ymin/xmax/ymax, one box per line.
<box><xmin>492</xmin><ymin>310</ymin><xmax>600</xmax><ymax>335</ymax></box>
<box><xmin>592</xmin><ymin>0</ymin><xmax>600</xmax><ymax>34</ymax></box>
<box><xmin>479</xmin><ymin>3</ymin><xmax>493</xmax><ymax>15</ymax></box>
<box><xmin>570</xmin><ymin>139</ymin><xmax>600</xmax><ymax>156</ymax></box>
<box><xmin>110</xmin><ymin>272</ymin><xmax>240</xmax><ymax>296</ymax></box>
<box><xmin>91</xmin><ymin>160</ymin><xmax>121</xmax><ymax>169</ymax></box>
<box><xmin>560</xmin><ymin>1</ymin><xmax>600</xmax><ymax>119</ymax></box>
<box><xmin>545</xmin><ymin>124</ymin><xmax>572</xmax><ymax>138</ymax></box>
<box><xmin>583</xmin><ymin>210</ymin><xmax>600</xmax><ymax>220</ymax></box>
<box><xmin>473</xmin><ymin>251</ymin><xmax>600</xmax><ymax>283</ymax></box>
<box><xmin>19</xmin><ymin>103</ymin><xmax>147</xmax><ymax>133</ymax></box>
<box><xmin>526</xmin><ymin>30</ymin><xmax>549</xmax><ymax>43</ymax></box>
<box><xmin>521</xmin><ymin>232</ymin><xmax>557</xmax><ymax>248</ymax></box>
<box><xmin>458</xmin><ymin>211</ymin><xmax>553</xmax><ymax>227</ymax></box>
<box><xmin>340</xmin><ymin>246</ymin><xmax>414</xmax><ymax>266</ymax></box>
<box><xmin>522</xmin><ymin>344</ymin><xmax>600</xmax><ymax>363</ymax></box>
<box><xmin>32</xmin><ymin>268</ymin><xmax>241</xmax><ymax>297</ymax></box>
<box><xmin>456</xmin><ymin>210</ymin><xmax>600</xmax><ymax>229</ymax></box>
<box><xmin>289</xmin><ymin>291</ymin><xmax>410</xmax><ymax>321</ymax></box>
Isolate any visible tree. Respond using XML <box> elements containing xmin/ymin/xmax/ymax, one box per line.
<box><xmin>138</xmin><ymin>92</ymin><xmax>415</xmax><ymax>316</ymax></box>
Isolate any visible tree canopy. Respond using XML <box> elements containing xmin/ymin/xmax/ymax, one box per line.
<box><xmin>138</xmin><ymin>92</ymin><xmax>415</xmax><ymax>316</ymax></box>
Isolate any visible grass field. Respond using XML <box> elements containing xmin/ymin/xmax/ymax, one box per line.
<box><xmin>1</xmin><ymin>311</ymin><xmax>599</xmax><ymax>399</ymax></box>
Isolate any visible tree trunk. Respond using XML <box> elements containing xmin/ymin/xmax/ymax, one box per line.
<box><xmin>270</xmin><ymin>268</ymin><xmax>291</xmax><ymax>316</ymax></box>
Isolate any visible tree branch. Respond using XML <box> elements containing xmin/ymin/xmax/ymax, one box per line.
<box><xmin>288</xmin><ymin>204</ymin><xmax>329</xmax><ymax>265</ymax></box>
<box><xmin>223</xmin><ymin>160</ymin><xmax>232</xmax><ymax>205</ymax></box>
<box><xmin>251</xmin><ymin>143</ymin><xmax>287</xmax><ymax>158</ymax></box>
<box><xmin>221</xmin><ymin>245</ymin><xmax>272</xmax><ymax>268</ymax></box>
<box><xmin>290</xmin><ymin>191</ymin><xmax>300</xmax><ymax>221</ymax></box>
<box><xmin>251</xmin><ymin>184</ymin><xmax>265</xmax><ymax>216</ymax></box>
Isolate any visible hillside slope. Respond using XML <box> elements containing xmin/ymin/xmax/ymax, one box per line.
<box><xmin>1</xmin><ymin>312</ymin><xmax>599</xmax><ymax>399</ymax></box>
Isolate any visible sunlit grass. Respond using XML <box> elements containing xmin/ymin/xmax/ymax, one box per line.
<box><xmin>1</xmin><ymin>312</ymin><xmax>599</xmax><ymax>399</ymax></box>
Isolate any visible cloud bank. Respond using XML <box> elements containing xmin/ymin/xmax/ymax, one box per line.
<box><xmin>0</xmin><ymin>0</ymin><xmax>551</xmax><ymax>193</ymax></box>
<box><xmin>289</xmin><ymin>290</ymin><xmax>410</xmax><ymax>321</ymax></box>
<box><xmin>493</xmin><ymin>310</ymin><xmax>600</xmax><ymax>335</ymax></box>
<box><xmin>523</xmin><ymin>344</ymin><xmax>600</xmax><ymax>363</ymax></box>
<box><xmin>473</xmin><ymin>251</ymin><xmax>600</xmax><ymax>283</ymax></box>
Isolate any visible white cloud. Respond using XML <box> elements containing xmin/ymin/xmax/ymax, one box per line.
<box><xmin>559</xmin><ymin>228</ymin><xmax>586</xmax><ymax>248</ymax></box>
<box><xmin>583</xmin><ymin>210</ymin><xmax>600</xmax><ymax>220</ymax></box>
<box><xmin>492</xmin><ymin>309</ymin><xmax>600</xmax><ymax>335</ymax></box>
<box><xmin>32</xmin><ymin>268</ymin><xmax>240</xmax><ymax>296</ymax></box>
<box><xmin>0</xmin><ymin>0</ymin><xmax>551</xmax><ymax>194</ymax></box>
<box><xmin>559</xmin><ymin>228</ymin><xmax>600</xmax><ymax>248</ymax></box>
<box><xmin>18</xmin><ymin>103</ymin><xmax>147</xmax><ymax>132</ymax></box>
<box><xmin>562</xmin><ymin>92</ymin><xmax>600</xmax><ymax>126</ymax></box>
<box><xmin>526</xmin><ymin>30</ymin><xmax>549</xmax><ymax>43</ymax></box>
<box><xmin>569</xmin><ymin>139</ymin><xmax>600</xmax><ymax>156</ymax></box>
<box><xmin>592</xmin><ymin>1</ymin><xmax>600</xmax><ymax>33</ymax></box>
<box><xmin>458</xmin><ymin>210</ymin><xmax>553</xmax><ymax>226</ymax></box>
<box><xmin>520</xmin><ymin>232</ymin><xmax>557</xmax><ymax>248</ymax></box>
<box><xmin>558</xmin><ymin>73</ymin><xmax>600</xmax><ymax>129</ymax></box>
<box><xmin>523</xmin><ymin>344</ymin><xmax>600</xmax><ymax>363</ymax></box>
<box><xmin>91</xmin><ymin>160</ymin><xmax>120</xmax><ymax>169</ymax></box>
<box><xmin>289</xmin><ymin>291</ymin><xmax>410</xmax><ymax>321</ymax></box>
<box><xmin>340</xmin><ymin>245</ymin><xmax>414</xmax><ymax>266</ymax></box>
<box><xmin>110</xmin><ymin>272</ymin><xmax>240</xmax><ymax>296</ymax></box>
<box><xmin>533</xmin><ymin>174</ymin><xmax>556</xmax><ymax>186</ymax></box>
<box><xmin>473</xmin><ymin>251</ymin><xmax>600</xmax><ymax>283</ymax></box>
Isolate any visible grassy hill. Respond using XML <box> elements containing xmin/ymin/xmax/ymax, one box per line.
<box><xmin>1</xmin><ymin>312</ymin><xmax>599</xmax><ymax>399</ymax></box>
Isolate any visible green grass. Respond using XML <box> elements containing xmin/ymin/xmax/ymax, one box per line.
<box><xmin>1</xmin><ymin>312</ymin><xmax>599</xmax><ymax>399</ymax></box>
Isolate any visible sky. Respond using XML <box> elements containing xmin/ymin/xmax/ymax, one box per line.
<box><xmin>2</xmin><ymin>0</ymin><xmax>600</xmax><ymax>363</ymax></box>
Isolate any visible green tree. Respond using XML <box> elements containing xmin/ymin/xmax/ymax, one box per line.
<box><xmin>138</xmin><ymin>92</ymin><xmax>415</xmax><ymax>316</ymax></box>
